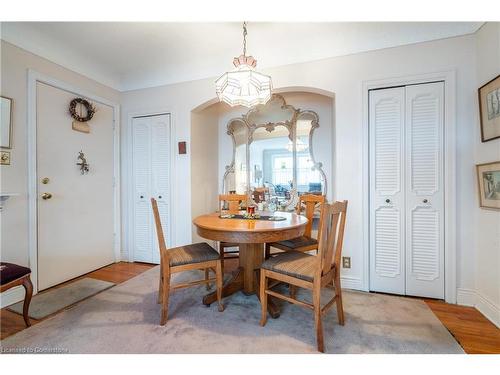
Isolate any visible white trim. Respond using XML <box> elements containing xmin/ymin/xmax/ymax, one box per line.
<box><xmin>0</xmin><ymin>286</ymin><xmax>25</xmax><ymax>308</ymax></box>
<box><xmin>361</xmin><ymin>70</ymin><xmax>457</xmax><ymax>303</ymax></box>
<box><xmin>124</xmin><ymin>109</ymin><xmax>176</xmax><ymax>263</ymax></box>
<box><xmin>27</xmin><ymin>69</ymin><xmax>121</xmax><ymax>295</ymax></box>
<box><xmin>456</xmin><ymin>288</ymin><xmax>477</xmax><ymax>306</ymax></box>
<box><xmin>457</xmin><ymin>288</ymin><xmax>500</xmax><ymax>328</ymax></box>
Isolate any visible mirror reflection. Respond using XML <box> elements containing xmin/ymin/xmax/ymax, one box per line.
<box><xmin>249</xmin><ymin>125</ymin><xmax>293</xmax><ymax>209</ymax></box>
<box><xmin>296</xmin><ymin>113</ymin><xmax>324</xmax><ymax>195</ymax></box>
<box><xmin>224</xmin><ymin>119</ymin><xmax>248</xmax><ymax>194</ymax></box>
<box><xmin>223</xmin><ymin>94</ymin><xmax>327</xmax><ymax>211</ymax></box>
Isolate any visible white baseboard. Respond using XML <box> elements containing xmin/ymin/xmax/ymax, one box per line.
<box><xmin>456</xmin><ymin>288</ymin><xmax>476</xmax><ymax>306</ymax></box>
<box><xmin>0</xmin><ymin>285</ymin><xmax>25</xmax><ymax>308</ymax></box>
<box><xmin>457</xmin><ymin>288</ymin><xmax>500</xmax><ymax>328</ymax></box>
<box><xmin>341</xmin><ymin>276</ymin><xmax>363</xmax><ymax>291</ymax></box>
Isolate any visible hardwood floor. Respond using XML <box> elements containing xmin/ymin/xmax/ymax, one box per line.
<box><xmin>425</xmin><ymin>299</ymin><xmax>500</xmax><ymax>354</ymax></box>
<box><xmin>1</xmin><ymin>261</ymin><xmax>499</xmax><ymax>353</ymax></box>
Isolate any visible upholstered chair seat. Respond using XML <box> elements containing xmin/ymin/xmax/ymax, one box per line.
<box><xmin>0</xmin><ymin>262</ymin><xmax>33</xmax><ymax>327</ymax></box>
<box><xmin>168</xmin><ymin>243</ymin><xmax>221</xmax><ymax>267</ymax></box>
<box><xmin>261</xmin><ymin>251</ymin><xmax>317</xmax><ymax>282</ymax></box>
<box><xmin>272</xmin><ymin>236</ymin><xmax>318</xmax><ymax>250</ymax></box>
<box><xmin>0</xmin><ymin>262</ymin><xmax>31</xmax><ymax>285</ymax></box>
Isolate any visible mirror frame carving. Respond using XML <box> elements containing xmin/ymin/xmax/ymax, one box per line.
<box><xmin>223</xmin><ymin>94</ymin><xmax>327</xmax><ymax>210</ymax></box>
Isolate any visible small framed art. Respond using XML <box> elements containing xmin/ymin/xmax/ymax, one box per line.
<box><xmin>477</xmin><ymin>161</ymin><xmax>500</xmax><ymax>210</ymax></box>
<box><xmin>0</xmin><ymin>96</ymin><xmax>13</xmax><ymax>149</ymax></box>
<box><xmin>478</xmin><ymin>74</ymin><xmax>500</xmax><ymax>142</ymax></box>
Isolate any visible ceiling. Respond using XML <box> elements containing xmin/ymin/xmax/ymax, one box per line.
<box><xmin>1</xmin><ymin>22</ymin><xmax>483</xmax><ymax>91</ymax></box>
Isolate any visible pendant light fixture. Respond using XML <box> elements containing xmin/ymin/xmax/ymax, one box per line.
<box><xmin>215</xmin><ymin>22</ymin><xmax>272</xmax><ymax>107</ymax></box>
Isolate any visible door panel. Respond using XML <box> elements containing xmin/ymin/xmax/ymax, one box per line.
<box><xmin>132</xmin><ymin>117</ymin><xmax>152</xmax><ymax>262</ymax></box>
<box><xmin>405</xmin><ymin>82</ymin><xmax>444</xmax><ymax>299</ymax></box>
<box><xmin>151</xmin><ymin>115</ymin><xmax>170</xmax><ymax>264</ymax></box>
<box><xmin>132</xmin><ymin>114</ymin><xmax>170</xmax><ymax>264</ymax></box>
<box><xmin>369</xmin><ymin>87</ymin><xmax>405</xmax><ymax>294</ymax></box>
<box><xmin>37</xmin><ymin>83</ymin><xmax>115</xmax><ymax>290</ymax></box>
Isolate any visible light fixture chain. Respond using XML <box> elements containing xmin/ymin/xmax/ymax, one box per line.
<box><xmin>242</xmin><ymin>21</ymin><xmax>247</xmax><ymax>56</ymax></box>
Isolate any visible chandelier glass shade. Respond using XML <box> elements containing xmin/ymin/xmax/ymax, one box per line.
<box><xmin>215</xmin><ymin>23</ymin><xmax>272</xmax><ymax>107</ymax></box>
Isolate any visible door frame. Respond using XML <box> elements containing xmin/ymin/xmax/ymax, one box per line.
<box><xmin>27</xmin><ymin>69</ymin><xmax>121</xmax><ymax>295</ymax></box>
<box><xmin>125</xmin><ymin>110</ymin><xmax>175</xmax><ymax>263</ymax></box>
<box><xmin>362</xmin><ymin>70</ymin><xmax>457</xmax><ymax>304</ymax></box>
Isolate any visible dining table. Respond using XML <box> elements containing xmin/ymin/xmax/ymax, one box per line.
<box><xmin>193</xmin><ymin>211</ymin><xmax>308</xmax><ymax>318</ymax></box>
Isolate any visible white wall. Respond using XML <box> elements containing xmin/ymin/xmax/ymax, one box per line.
<box><xmin>0</xmin><ymin>41</ymin><xmax>119</xmax><ymax>266</ymax></box>
<box><xmin>121</xmin><ymin>34</ymin><xmax>478</xmax><ymax>294</ymax></box>
<box><xmin>466</xmin><ymin>22</ymin><xmax>500</xmax><ymax>326</ymax></box>
<box><xmin>191</xmin><ymin>105</ymin><xmax>219</xmax><ymax>243</ymax></box>
<box><xmin>0</xmin><ymin>41</ymin><xmax>120</xmax><ymax>307</ymax></box>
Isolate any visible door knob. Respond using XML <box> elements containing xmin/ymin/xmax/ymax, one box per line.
<box><xmin>423</xmin><ymin>199</ymin><xmax>429</xmax><ymax>203</ymax></box>
<box><xmin>41</xmin><ymin>192</ymin><xmax>52</xmax><ymax>200</ymax></box>
<box><xmin>385</xmin><ymin>199</ymin><xmax>391</xmax><ymax>203</ymax></box>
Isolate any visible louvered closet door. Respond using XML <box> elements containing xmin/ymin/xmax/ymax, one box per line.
<box><xmin>405</xmin><ymin>82</ymin><xmax>444</xmax><ymax>299</ymax></box>
<box><xmin>132</xmin><ymin>114</ymin><xmax>170</xmax><ymax>264</ymax></box>
<box><xmin>150</xmin><ymin>114</ymin><xmax>171</xmax><ymax>264</ymax></box>
<box><xmin>133</xmin><ymin>117</ymin><xmax>153</xmax><ymax>262</ymax></box>
<box><xmin>369</xmin><ymin>87</ymin><xmax>406</xmax><ymax>295</ymax></box>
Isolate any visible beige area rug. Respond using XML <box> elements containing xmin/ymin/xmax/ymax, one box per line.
<box><xmin>8</xmin><ymin>278</ymin><xmax>115</xmax><ymax>320</ymax></box>
<box><xmin>0</xmin><ymin>267</ymin><xmax>463</xmax><ymax>354</ymax></box>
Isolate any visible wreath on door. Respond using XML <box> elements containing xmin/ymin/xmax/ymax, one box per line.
<box><xmin>69</xmin><ymin>98</ymin><xmax>96</xmax><ymax>122</ymax></box>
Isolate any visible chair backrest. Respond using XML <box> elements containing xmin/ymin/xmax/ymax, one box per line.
<box><xmin>316</xmin><ymin>201</ymin><xmax>348</xmax><ymax>276</ymax></box>
<box><xmin>253</xmin><ymin>187</ymin><xmax>269</xmax><ymax>203</ymax></box>
<box><xmin>296</xmin><ymin>194</ymin><xmax>326</xmax><ymax>238</ymax></box>
<box><xmin>219</xmin><ymin>193</ymin><xmax>247</xmax><ymax>213</ymax></box>
<box><xmin>151</xmin><ymin>198</ymin><xmax>168</xmax><ymax>255</ymax></box>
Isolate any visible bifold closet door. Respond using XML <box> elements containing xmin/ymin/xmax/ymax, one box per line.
<box><xmin>369</xmin><ymin>82</ymin><xmax>445</xmax><ymax>299</ymax></box>
<box><xmin>369</xmin><ymin>87</ymin><xmax>406</xmax><ymax>295</ymax></box>
<box><xmin>405</xmin><ymin>82</ymin><xmax>444</xmax><ymax>299</ymax></box>
<box><xmin>132</xmin><ymin>114</ymin><xmax>170</xmax><ymax>264</ymax></box>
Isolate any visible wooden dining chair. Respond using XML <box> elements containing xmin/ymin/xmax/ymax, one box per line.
<box><xmin>259</xmin><ymin>200</ymin><xmax>348</xmax><ymax>352</ymax></box>
<box><xmin>218</xmin><ymin>193</ymin><xmax>247</xmax><ymax>273</ymax></box>
<box><xmin>265</xmin><ymin>194</ymin><xmax>326</xmax><ymax>258</ymax></box>
<box><xmin>151</xmin><ymin>198</ymin><xmax>224</xmax><ymax>325</ymax></box>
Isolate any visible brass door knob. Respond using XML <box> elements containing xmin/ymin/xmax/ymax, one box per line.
<box><xmin>41</xmin><ymin>192</ymin><xmax>52</xmax><ymax>200</ymax></box>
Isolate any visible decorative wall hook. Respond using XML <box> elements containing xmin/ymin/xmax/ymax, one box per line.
<box><xmin>76</xmin><ymin>151</ymin><xmax>90</xmax><ymax>174</ymax></box>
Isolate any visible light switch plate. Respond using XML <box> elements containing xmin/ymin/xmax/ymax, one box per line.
<box><xmin>342</xmin><ymin>256</ymin><xmax>351</xmax><ymax>269</ymax></box>
<box><xmin>0</xmin><ymin>151</ymin><xmax>11</xmax><ymax>165</ymax></box>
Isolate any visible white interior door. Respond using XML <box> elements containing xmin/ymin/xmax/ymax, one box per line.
<box><xmin>37</xmin><ymin>82</ymin><xmax>115</xmax><ymax>291</ymax></box>
<box><xmin>369</xmin><ymin>87</ymin><xmax>406</xmax><ymax>295</ymax></box>
<box><xmin>369</xmin><ymin>82</ymin><xmax>445</xmax><ymax>299</ymax></box>
<box><xmin>405</xmin><ymin>82</ymin><xmax>444</xmax><ymax>299</ymax></box>
<box><xmin>132</xmin><ymin>114</ymin><xmax>170</xmax><ymax>264</ymax></box>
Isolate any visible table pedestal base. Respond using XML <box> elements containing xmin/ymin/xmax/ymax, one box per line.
<box><xmin>202</xmin><ymin>242</ymin><xmax>281</xmax><ymax>319</ymax></box>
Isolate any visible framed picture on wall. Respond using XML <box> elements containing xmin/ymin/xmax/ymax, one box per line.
<box><xmin>478</xmin><ymin>74</ymin><xmax>500</xmax><ymax>142</ymax></box>
<box><xmin>477</xmin><ymin>161</ymin><xmax>500</xmax><ymax>210</ymax></box>
<box><xmin>0</xmin><ymin>96</ymin><xmax>13</xmax><ymax>149</ymax></box>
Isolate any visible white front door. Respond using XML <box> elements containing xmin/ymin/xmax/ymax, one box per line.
<box><xmin>369</xmin><ymin>82</ymin><xmax>445</xmax><ymax>299</ymax></box>
<box><xmin>37</xmin><ymin>82</ymin><xmax>115</xmax><ymax>291</ymax></box>
<box><xmin>132</xmin><ymin>114</ymin><xmax>170</xmax><ymax>264</ymax></box>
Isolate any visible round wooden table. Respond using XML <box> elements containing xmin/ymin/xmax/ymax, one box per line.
<box><xmin>193</xmin><ymin>211</ymin><xmax>308</xmax><ymax>318</ymax></box>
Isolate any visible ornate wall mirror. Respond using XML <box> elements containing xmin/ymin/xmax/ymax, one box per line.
<box><xmin>223</xmin><ymin>94</ymin><xmax>327</xmax><ymax>211</ymax></box>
